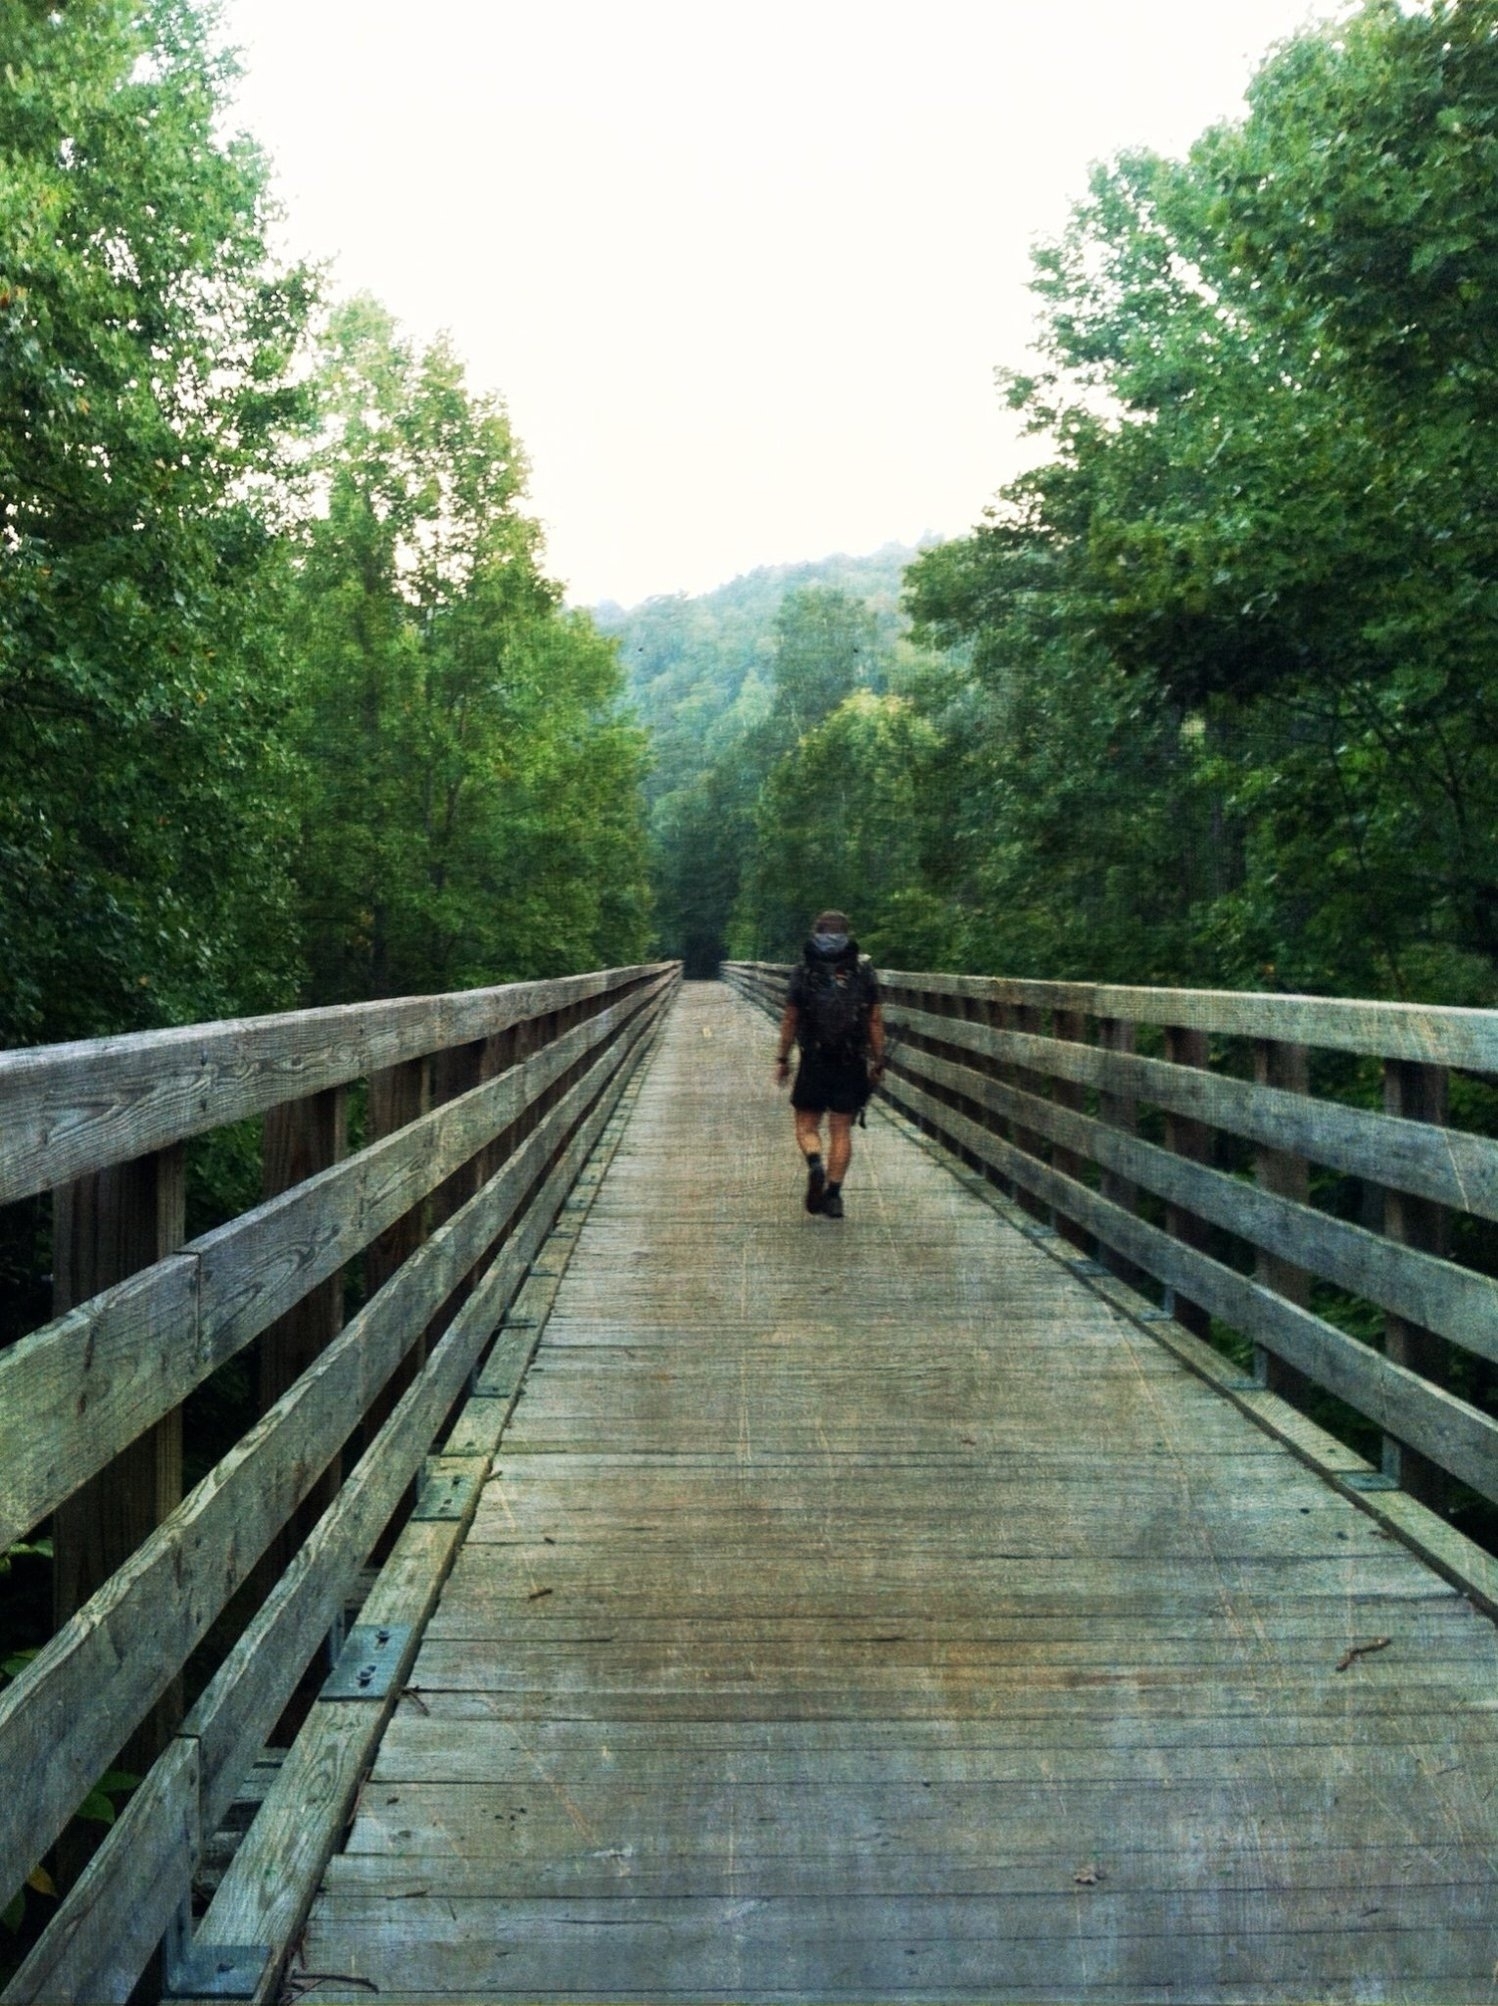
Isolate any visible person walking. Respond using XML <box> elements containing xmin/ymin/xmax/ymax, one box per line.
<box><xmin>773</xmin><ymin>909</ymin><xmax>885</xmax><ymax>1218</ymax></box>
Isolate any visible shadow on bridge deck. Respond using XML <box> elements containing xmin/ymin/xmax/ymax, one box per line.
<box><xmin>298</xmin><ymin>980</ymin><xmax>1498</xmax><ymax>2003</ymax></box>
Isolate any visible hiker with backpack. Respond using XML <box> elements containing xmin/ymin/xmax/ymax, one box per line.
<box><xmin>773</xmin><ymin>909</ymin><xmax>885</xmax><ymax>1218</ymax></box>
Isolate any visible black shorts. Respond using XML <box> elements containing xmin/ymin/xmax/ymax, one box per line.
<box><xmin>791</xmin><ymin>1047</ymin><xmax>869</xmax><ymax>1116</ymax></box>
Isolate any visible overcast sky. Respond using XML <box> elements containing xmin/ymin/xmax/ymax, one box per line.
<box><xmin>219</xmin><ymin>0</ymin><xmax>1344</xmax><ymax>607</ymax></box>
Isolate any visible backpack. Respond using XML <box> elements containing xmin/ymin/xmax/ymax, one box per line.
<box><xmin>800</xmin><ymin>953</ymin><xmax>874</xmax><ymax>1056</ymax></box>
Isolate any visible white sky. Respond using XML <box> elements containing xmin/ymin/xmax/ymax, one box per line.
<box><xmin>219</xmin><ymin>0</ymin><xmax>1344</xmax><ymax>607</ymax></box>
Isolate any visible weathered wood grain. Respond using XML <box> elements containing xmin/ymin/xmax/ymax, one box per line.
<box><xmin>0</xmin><ymin>1256</ymin><xmax>199</xmax><ymax>1550</ymax></box>
<box><xmin>296</xmin><ymin>1891</ymin><xmax>1498</xmax><ymax>2000</ymax></box>
<box><xmin>0</xmin><ymin>972</ymin><xmax>670</xmax><ymax>1549</ymax></box>
<box><xmin>48</xmin><ymin>1144</ymin><xmax>188</xmax><ymax>1795</ymax></box>
<box><xmin>187</xmin><ymin>993</ymin><xmax>672</xmax><ymax>1984</ymax></box>
<box><xmin>877</xmin><ymin>965</ymin><xmax>1498</xmax><ymax>1070</ymax></box>
<box><xmin>882</xmin><ymin>1068</ymin><xmax>1498</xmax><ymax>1502</ymax></box>
<box><xmin>881</xmin><ymin>997</ymin><xmax>1498</xmax><ymax>1220</ymax></box>
<box><xmin>888</xmin><ymin>1037</ymin><xmax>1498</xmax><ymax>1365</ymax></box>
<box><xmin>1</xmin><ymin>1739</ymin><xmax>199</xmax><ymax>2006</ymax></box>
<box><xmin>298</xmin><ymin>980</ymin><xmax>1498</xmax><ymax>2004</ymax></box>
<box><xmin>0</xmin><ymin>962</ymin><xmax>672</xmax><ymax>1204</ymax></box>
<box><xmin>187</xmin><ymin>988</ymin><xmax>670</xmax><ymax>1842</ymax></box>
<box><xmin>0</xmin><ymin>986</ymin><xmax>672</xmax><ymax>1917</ymax></box>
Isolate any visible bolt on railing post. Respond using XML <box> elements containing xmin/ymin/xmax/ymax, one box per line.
<box><xmin>1381</xmin><ymin>1059</ymin><xmax>1451</xmax><ymax>1505</ymax></box>
<box><xmin>1252</xmin><ymin>1039</ymin><xmax>1312</xmax><ymax>1399</ymax></box>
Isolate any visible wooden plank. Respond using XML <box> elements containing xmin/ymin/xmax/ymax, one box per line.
<box><xmin>2</xmin><ymin>1738</ymin><xmax>199</xmax><ymax>2006</ymax></box>
<box><xmin>189</xmin><ymin>998</ymin><xmax>671</xmax><ymax>1983</ymax></box>
<box><xmin>0</xmin><ymin>1257</ymin><xmax>199</xmax><ymax>1552</ymax></box>
<box><xmin>1381</xmin><ymin>1059</ymin><xmax>1451</xmax><ymax>1504</ymax></box>
<box><xmin>256</xmin><ymin>1083</ymin><xmax>348</xmax><ymax>1587</ymax></box>
<box><xmin>1161</xmin><ymin>1024</ymin><xmax>1214</xmax><ymax>1335</ymax></box>
<box><xmin>0</xmin><ymin>993</ymin><xmax>669</xmax><ymax>1907</ymax></box>
<box><xmin>1049</xmin><ymin>1007</ymin><xmax>1091</xmax><ymax>1250</ymax></box>
<box><xmin>335</xmin><ymin>1772</ymin><xmax>1498</xmax><ymax>1861</ymax></box>
<box><xmin>881</xmin><ymin>1070</ymin><xmax>1498</xmax><ymax>1503</ymax></box>
<box><xmin>876</xmin><ymin>965</ymin><xmax>1498</xmax><ymax>1070</ymax></box>
<box><xmin>1252</xmin><ymin>1038</ymin><xmax>1311</xmax><ymax>1399</ymax></box>
<box><xmin>50</xmin><ymin>1143</ymin><xmax>187</xmax><ymax>1790</ymax></box>
<box><xmin>296</xmin><ymin>982</ymin><xmax>1498</xmax><ymax>2004</ymax></box>
<box><xmin>364</xmin><ymin>1688</ymin><xmax>1485</xmax><ymax>1764</ymax></box>
<box><xmin>887</xmin><ymin>1038</ymin><xmax>1498</xmax><ymax>1368</ymax></box>
<box><xmin>0</xmin><ymin>962</ymin><xmax>673</xmax><ymax>1204</ymax></box>
<box><xmin>319</xmin><ymin>1834</ymin><xmax>1498</xmax><ymax>1900</ymax></box>
<box><xmin>185</xmin><ymin>991</ymin><xmax>669</xmax><ymax>1850</ymax></box>
<box><xmin>881</xmin><ymin>998</ymin><xmax>1498</xmax><ymax>1220</ymax></box>
<box><xmin>295</xmin><ymin>1893</ymin><xmax>1498</xmax><ymax>1997</ymax></box>
<box><xmin>0</xmin><ymin>975</ymin><xmax>670</xmax><ymax>1549</ymax></box>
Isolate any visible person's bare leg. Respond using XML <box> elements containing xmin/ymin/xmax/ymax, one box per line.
<box><xmin>795</xmin><ymin>1107</ymin><xmax>828</xmax><ymax>1211</ymax></box>
<box><xmin>826</xmin><ymin>1113</ymin><xmax>854</xmax><ymax>1184</ymax></box>
<box><xmin>794</xmin><ymin>1108</ymin><xmax>825</xmax><ymax>1161</ymax></box>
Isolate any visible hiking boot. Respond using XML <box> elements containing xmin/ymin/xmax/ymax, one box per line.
<box><xmin>821</xmin><ymin>1187</ymin><xmax>844</xmax><ymax>1219</ymax></box>
<box><xmin>804</xmin><ymin>1161</ymin><xmax>826</xmax><ymax>1213</ymax></box>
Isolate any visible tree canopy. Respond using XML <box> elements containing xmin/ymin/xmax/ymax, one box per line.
<box><xmin>0</xmin><ymin>0</ymin><xmax>315</xmax><ymax>1039</ymax></box>
<box><xmin>901</xmin><ymin>0</ymin><xmax>1498</xmax><ymax>1000</ymax></box>
<box><xmin>0</xmin><ymin>2</ymin><xmax>652</xmax><ymax>1047</ymax></box>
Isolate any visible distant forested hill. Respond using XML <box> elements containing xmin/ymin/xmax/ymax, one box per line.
<box><xmin>593</xmin><ymin>544</ymin><xmax>925</xmax><ymax>805</ymax></box>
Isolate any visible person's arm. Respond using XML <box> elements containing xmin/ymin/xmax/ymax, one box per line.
<box><xmin>775</xmin><ymin>1002</ymin><xmax>798</xmax><ymax>1086</ymax></box>
<box><xmin>868</xmin><ymin>1001</ymin><xmax>886</xmax><ymax>1078</ymax></box>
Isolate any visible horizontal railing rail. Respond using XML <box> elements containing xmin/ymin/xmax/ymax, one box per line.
<box><xmin>0</xmin><ymin>961</ymin><xmax>679</xmax><ymax>2003</ymax></box>
<box><xmin>725</xmin><ymin>958</ymin><xmax>1498</xmax><ymax>1524</ymax></box>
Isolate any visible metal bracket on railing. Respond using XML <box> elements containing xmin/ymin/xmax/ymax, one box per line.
<box><xmin>411</xmin><ymin>1460</ymin><xmax>485</xmax><ymax>1522</ymax></box>
<box><xmin>320</xmin><ymin>1622</ymin><xmax>412</xmax><ymax>1700</ymax></box>
<box><xmin>161</xmin><ymin>1900</ymin><xmax>270</xmax><ymax>1999</ymax></box>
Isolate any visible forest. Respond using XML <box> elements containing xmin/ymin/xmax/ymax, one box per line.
<box><xmin>1</xmin><ymin>0</ymin><xmax>652</xmax><ymax>1058</ymax></box>
<box><xmin>642</xmin><ymin>0</ymin><xmax>1498</xmax><ymax>1010</ymax></box>
<box><xmin>9</xmin><ymin>0</ymin><xmax>1498</xmax><ymax>1055</ymax></box>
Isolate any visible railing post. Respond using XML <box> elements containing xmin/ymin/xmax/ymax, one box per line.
<box><xmin>954</xmin><ymin>990</ymin><xmax>994</xmax><ymax>1180</ymax></box>
<box><xmin>51</xmin><ymin>1145</ymin><xmax>187</xmax><ymax>1773</ymax></box>
<box><xmin>1162</xmin><ymin>1027</ymin><xmax>1212</xmax><ymax>1335</ymax></box>
<box><xmin>429</xmin><ymin>1038</ymin><xmax>489</xmax><ymax>1232</ymax></box>
<box><xmin>1008</xmin><ymin>1002</ymin><xmax>1050</xmax><ymax>1223</ymax></box>
<box><xmin>365</xmin><ymin>1058</ymin><xmax>432</xmax><ymax>1296</ymax></box>
<box><xmin>1050</xmin><ymin>1008</ymin><xmax>1091</xmax><ymax>1250</ymax></box>
<box><xmin>1096</xmin><ymin>1017</ymin><xmax>1141</xmax><ymax>1283</ymax></box>
<box><xmin>1381</xmin><ymin>1059</ymin><xmax>1450</xmax><ymax>1505</ymax></box>
<box><xmin>1252</xmin><ymin>1039</ymin><xmax>1312</xmax><ymax>1399</ymax></box>
<box><xmin>363</xmin><ymin>1058</ymin><xmax>433</xmax><ymax>1464</ymax></box>
<box><xmin>258</xmin><ymin>1086</ymin><xmax>349</xmax><ymax>1573</ymax></box>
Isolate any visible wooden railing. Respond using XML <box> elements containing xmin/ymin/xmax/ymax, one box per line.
<box><xmin>0</xmin><ymin>962</ymin><xmax>678</xmax><ymax>2003</ymax></box>
<box><xmin>726</xmin><ymin>960</ymin><xmax>1498</xmax><ymax>1530</ymax></box>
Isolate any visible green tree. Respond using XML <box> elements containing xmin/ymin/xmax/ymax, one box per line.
<box><xmin>766</xmin><ymin>585</ymin><xmax>883</xmax><ymax>743</ymax></box>
<box><xmin>732</xmin><ymin>692</ymin><xmax>948</xmax><ymax>964</ymax></box>
<box><xmin>287</xmin><ymin>301</ymin><xmax>651</xmax><ymax>1000</ymax></box>
<box><xmin>909</xmin><ymin>0</ymin><xmax>1498</xmax><ymax>1000</ymax></box>
<box><xmin>0</xmin><ymin>0</ymin><xmax>317</xmax><ymax>1041</ymax></box>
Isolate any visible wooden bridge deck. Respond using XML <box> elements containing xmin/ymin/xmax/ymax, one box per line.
<box><xmin>299</xmin><ymin>980</ymin><xmax>1498</xmax><ymax>2003</ymax></box>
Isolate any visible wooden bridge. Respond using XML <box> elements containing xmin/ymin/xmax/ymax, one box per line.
<box><xmin>6</xmin><ymin>962</ymin><xmax>1498</xmax><ymax>2000</ymax></box>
